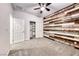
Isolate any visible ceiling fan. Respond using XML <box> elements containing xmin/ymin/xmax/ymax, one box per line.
<box><xmin>34</xmin><ymin>3</ymin><xmax>51</xmax><ymax>14</ymax></box>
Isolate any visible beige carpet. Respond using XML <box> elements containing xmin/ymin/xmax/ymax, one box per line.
<box><xmin>9</xmin><ymin>38</ymin><xmax>79</xmax><ymax>56</ymax></box>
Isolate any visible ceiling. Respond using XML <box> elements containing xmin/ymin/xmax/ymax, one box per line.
<box><xmin>12</xmin><ymin>3</ymin><xmax>73</xmax><ymax>17</ymax></box>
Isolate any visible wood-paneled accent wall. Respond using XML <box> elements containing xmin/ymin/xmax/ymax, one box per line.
<box><xmin>43</xmin><ymin>3</ymin><xmax>79</xmax><ymax>48</ymax></box>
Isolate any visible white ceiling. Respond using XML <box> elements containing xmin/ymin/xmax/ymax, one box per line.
<box><xmin>12</xmin><ymin>3</ymin><xmax>73</xmax><ymax>17</ymax></box>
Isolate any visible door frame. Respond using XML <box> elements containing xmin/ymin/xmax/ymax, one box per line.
<box><xmin>30</xmin><ymin>21</ymin><xmax>36</xmax><ymax>39</ymax></box>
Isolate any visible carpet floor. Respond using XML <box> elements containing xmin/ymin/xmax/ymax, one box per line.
<box><xmin>9</xmin><ymin>38</ymin><xmax>79</xmax><ymax>56</ymax></box>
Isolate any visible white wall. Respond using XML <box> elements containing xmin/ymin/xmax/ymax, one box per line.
<box><xmin>0</xmin><ymin>3</ymin><xmax>12</xmax><ymax>55</ymax></box>
<box><xmin>12</xmin><ymin>10</ymin><xmax>43</xmax><ymax>41</ymax></box>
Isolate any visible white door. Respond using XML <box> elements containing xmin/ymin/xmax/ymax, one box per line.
<box><xmin>13</xmin><ymin>18</ymin><xmax>25</xmax><ymax>43</ymax></box>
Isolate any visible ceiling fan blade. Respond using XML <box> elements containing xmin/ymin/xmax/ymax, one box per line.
<box><xmin>38</xmin><ymin>3</ymin><xmax>41</xmax><ymax>6</ymax></box>
<box><xmin>34</xmin><ymin>7</ymin><xmax>40</xmax><ymax>10</ymax></box>
<box><xmin>46</xmin><ymin>3</ymin><xmax>51</xmax><ymax>6</ymax></box>
<box><xmin>45</xmin><ymin>8</ymin><xmax>50</xmax><ymax>11</ymax></box>
<box><xmin>40</xmin><ymin>10</ymin><xmax>43</xmax><ymax>13</ymax></box>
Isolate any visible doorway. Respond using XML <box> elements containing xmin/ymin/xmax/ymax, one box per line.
<box><xmin>30</xmin><ymin>21</ymin><xmax>36</xmax><ymax>39</ymax></box>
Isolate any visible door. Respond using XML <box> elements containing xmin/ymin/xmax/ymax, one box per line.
<box><xmin>13</xmin><ymin>18</ymin><xmax>25</xmax><ymax>43</ymax></box>
<box><xmin>30</xmin><ymin>21</ymin><xmax>36</xmax><ymax>39</ymax></box>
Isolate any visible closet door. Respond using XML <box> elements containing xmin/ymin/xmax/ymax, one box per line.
<box><xmin>13</xmin><ymin>18</ymin><xmax>25</xmax><ymax>43</ymax></box>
